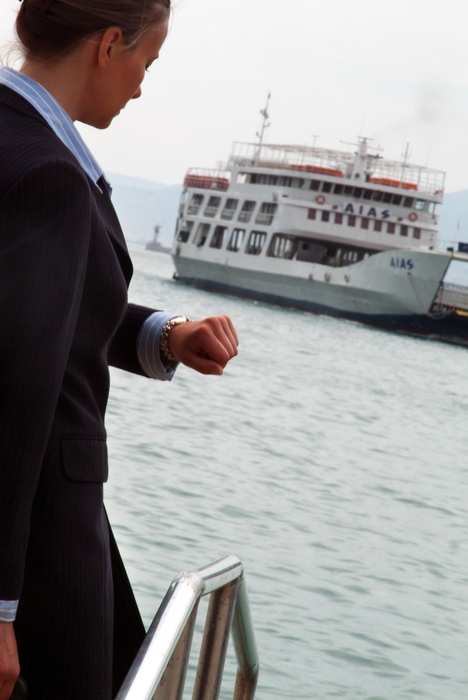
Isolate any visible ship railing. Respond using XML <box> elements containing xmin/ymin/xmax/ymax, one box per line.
<box><xmin>187</xmin><ymin>205</ymin><xmax>202</xmax><ymax>215</ymax></box>
<box><xmin>255</xmin><ymin>213</ymin><xmax>275</xmax><ymax>226</ymax></box>
<box><xmin>227</xmin><ymin>142</ymin><xmax>445</xmax><ymax>196</ymax></box>
<box><xmin>238</xmin><ymin>212</ymin><xmax>253</xmax><ymax>223</ymax></box>
<box><xmin>437</xmin><ymin>238</ymin><xmax>468</xmax><ymax>252</ymax></box>
<box><xmin>116</xmin><ymin>555</ymin><xmax>259</xmax><ymax>700</ymax></box>
<box><xmin>204</xmin><ymin>206</ymin><xmax>219</xmax><ymax>218</ymax></box>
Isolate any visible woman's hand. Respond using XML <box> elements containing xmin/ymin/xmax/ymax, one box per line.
<box><xmin>168</xmin><ymin>315</ymin><xmax>238</xmax><ymax>375</ymax></box>
<box><xmin>0</xmin><ymin>623</ymin><xmax>19</xmax><ymax>700</ymax></box>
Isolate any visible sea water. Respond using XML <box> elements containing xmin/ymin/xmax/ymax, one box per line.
<box><xmin>105</xmin><ymin>245</ymin><xmax>468</xmax><ymax>700</ymax></box>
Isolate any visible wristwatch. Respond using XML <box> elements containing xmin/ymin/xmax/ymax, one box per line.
<box><xmin>159</xmin><ymin>316</ymin><xmax>191</xmax><ymax>363</ymax></box>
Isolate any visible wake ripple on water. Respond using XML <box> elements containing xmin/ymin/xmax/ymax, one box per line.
<box><xmin>105</xmin><ymin>247</ymin><xmax>468</xmax><ymax>699</ymax></box>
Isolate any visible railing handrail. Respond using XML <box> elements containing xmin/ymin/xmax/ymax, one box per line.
<box><xmin>116</xmin><ymin>555</ymin><xmax>259</xmax><ymax>700</ymax></box>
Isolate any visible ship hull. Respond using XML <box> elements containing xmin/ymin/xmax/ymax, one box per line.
<box><xmin>172</xmin><ymin>250</ymin><xmax>468</xmax><ymax>344</ymax></box>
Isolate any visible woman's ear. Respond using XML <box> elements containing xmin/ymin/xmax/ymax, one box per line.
<box><xmin>96</xmin><ymin>27</ymin><xmax>125</xmax><ymax>68</ymax></box>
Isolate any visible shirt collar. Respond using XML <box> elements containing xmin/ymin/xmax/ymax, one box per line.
<box><xmin>0</xmin><ymin>66</ymin><xmax>112</xmax><ymax>196</ymax></box>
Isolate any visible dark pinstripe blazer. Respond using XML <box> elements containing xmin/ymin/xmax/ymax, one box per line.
<box><xmin>0</xmin><ymin>86</ymin><xmax>153</xmax><ymax>699</ymax></box>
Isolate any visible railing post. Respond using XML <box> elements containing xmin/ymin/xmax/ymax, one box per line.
<box><xmin>192</xmin><ymin>579</ymin><xmax>240</xmax><ymax>700</ymax></box>
<box><xmin>232</xmin><ymin>579</ymin><xmax>259</xmax><ymax>700</ymax></box>
<box><xmin>153</xmin><ymin>603</ymin><xmax>199</xmax><ymax>700</ymax></box>
<box><xmin>115</xmin><ymin>557</ymin><xmax>258</xmax><ymax>700</ymax></box>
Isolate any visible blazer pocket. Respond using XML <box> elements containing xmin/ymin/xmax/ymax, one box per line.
<box><xmin>61</xmin><ymin>437</ymin><xmax>109</xmax><ymax>483</ymax></box>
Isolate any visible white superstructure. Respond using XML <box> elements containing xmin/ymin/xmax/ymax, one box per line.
<box><xmin>171</xmin><ymin>131</ymin><xmax>468</xmax><ymax>343</ymax></box>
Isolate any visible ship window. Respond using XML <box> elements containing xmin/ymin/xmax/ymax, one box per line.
<box><xmin>353</xmin><ymin>187</ymin><xmax>363</xmax><ymax>198</ymax></box>
<box><xmin>256</xmin><ymin>202</ymin><xmax>277</xmax><ymax>225</ymax></box>
<box><xmin>260</xmin><ymin>202</ymin><xmax>277</xmax><ymax>212</ymax></box>
<box><xmin>415</xmin><ymin>199</ymin><xmax>426</xmax><ymax>210</ymax></box>
<box><xmin>334</xmin><ymin>184</ymin><xmax>343</xmax><ymax>195</ymax></box>
<box><xmin>221</xmin><ymin>198</ymin><xmax>239</xmax><ymax>220</ymax></box>
<box><xmin>238</xmin><ymin>200</ymin><xmax>256</xmax><ymax>223</ymax></box>
<box><xmin>383</xmin><ymin>192</ymin><xmax>392</xmax><ymax>203</ymax></box>
<box><xmin>361</xmin><ymin>217</ymin><xmax>369</xmax><ymax>230</ymax></box>
<box><xmin>237</xmin><ymin>173</ymin><xmax>247</xmax><ymax>184</ymax></box>
<box><xmin>403</xmin><ymin>196</ymin><xmax>414</xmax><ymax>208</ymax></box>
<box><xmin>374</xmin><ymin>220</ymin><xmax>382</xmax><ymax>232</ymax></box>
<box><xmin>177</xmin><ymin>220</ymin><xmax>194</xmax><ymax>243</ymax></box>
<box><xmin>363</xmin><ymin>189</ymin><xmax>373</xmax><ymax>200</ymax></box>
<box><xmin>268</xmin><ymin>233</ymin><xmax>295</xmax><ymax>259</ymax></box>
<box><xmin>387</xmin><ymin>222</ymin><xmax>395</xmax><ymax>234</ymax></box>
<box><xmin>392</xmin><ymin>194</ymin><xmax>402</xmax><ymax>205</ymax></box>
<box><xmin>227</xmin><ymin>228</ymin><xmax>245</xmax><ymax>252</ymax></box>
<box><xmin>250</xmin><ymin>173</ymin><xmax>278</xmax><ymax>185</ymax></box>
<box><xmin>194</xmin><ymin>223</ymin><xmax>210</xmax><ymax>247</ymax></box>
<box><xmin>413</xmin><ymin>227</ymin><xmax>421</xmax><ymax>239</ymax></box>
<box><xmin>210</xmin><ymin>225</ymin><xmax>228</xmax><ymax>249</ymax></box>
<box><xmin>348</xmin><ymin>215</ymin><xmax>356</xmax><ymax>227</ymax></box>
<box><xmin>241</xmin><ymin>200</ymin><xmax>256</xmax><ymax>211</ymax></box>
<box><xmin>310</xmin><ymin>180</ymin><xmax>320</xmax><ymax>191</ymax></box>
<box><xmin>246</xmin><ymin>231</ymin><xmax>266</xmax><ymax>255</ymax></box>
<box><xmin>335</xmin><ymin>213</ymin><xmax>343</xmax><ymax>224</ymax></box>
<box><xmin>373</xmin><ymin>190</ymin><xmax>383</xmax><ymax>202</ymax></box>
<box><xmin>321</xmin><ymin>211</ymin><xmax>330</xmax><ymax>222</ymax></box>
<box><xmin>187</xmin><ymin>193</ymin><xmax>204</xmax><ymax>215</ymax></box>
<box><xmin>322</xmin><ymin>182</ymin><xmax>332</xmax><ymax>193</ymax></box>
<box><xmin>204</xmin><ymin>196</ymin><xmax>221</xmax><ymax>217</ymax></box>
<box><xmin>308</xmin><ymin>208</ymin><xmax>316</xmax><ymax>220</ymax></box>
<box><xmin>400</xmin><ymin>225</ymin><xmax>408</xmax><ymax>237</ymax></box>
<box><xmin>344</xmin><ymin>185</ymin><xmax>353</xmax><ymax>196</ymax></box>
<box><xmin>292</xmin><ymin>178</ymin><xmax>304</xmax><ymax>189</ymax></box>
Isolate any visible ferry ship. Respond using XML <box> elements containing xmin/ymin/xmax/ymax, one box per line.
<box><xmin>171</xmin><ymin>108</ymin><xmax>468</xmax><ymax>344</ymax></box>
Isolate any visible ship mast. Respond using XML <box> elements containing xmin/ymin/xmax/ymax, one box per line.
<box><xmin>256</xmin><ymin>92</ymin><xmax>271</xmax><ymax>149</ymax></box>
<box><xmin>400</xmin><ymin>143</ymin><xmax>411</xmax><ymax>187</ymax></box>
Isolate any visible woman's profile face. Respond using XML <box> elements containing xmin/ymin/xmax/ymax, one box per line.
<box><xmin>85</xmin><ymin>18</ymin><xmax>169</xmax><ymax>129</ymax></box>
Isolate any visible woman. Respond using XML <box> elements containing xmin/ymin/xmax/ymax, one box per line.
<box><xmin>0</xmin><ymin>1</ymin><xmax>238</xmax><ymax>699</ymax></box>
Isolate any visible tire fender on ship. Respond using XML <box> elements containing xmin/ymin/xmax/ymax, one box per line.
<box><xmin>409</xmin><ymin>212</ymin><xmax>418</xmax><ymax>222</ymax></box>
<box><xmin>315</xmin><ymin>195</ymin><xmax>326</xmax><ymax>205</ymax></box>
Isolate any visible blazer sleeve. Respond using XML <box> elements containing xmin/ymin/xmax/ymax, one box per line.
<box><xmin>0</xmin><ymin>159</ymin><xmax>93</xmax><ymax>599</ymax></box>
<box><xmin>107</xmin><ymin>302</ymin><xmax>157</xmax><ymax>377</ymax></box>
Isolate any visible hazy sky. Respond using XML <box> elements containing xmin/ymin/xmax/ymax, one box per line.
<box><xmin>1</xmin><ymin>0</ymin><xmax>468</xmax><ymax>192</ymax></box>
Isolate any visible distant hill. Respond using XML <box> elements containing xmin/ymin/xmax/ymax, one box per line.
<box><xmin>107</xmin><ymin>172</ymin><xmax>182</xmax><ymax>248</ymax></box>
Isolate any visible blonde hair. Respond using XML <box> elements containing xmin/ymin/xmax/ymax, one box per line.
<box><xmin>16</xmin><ymin>0</ymin><xmax>171</xmax><ymax>61</ymax></box>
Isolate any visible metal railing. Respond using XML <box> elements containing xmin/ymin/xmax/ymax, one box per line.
<box><xmin>116</xmin><ymin>556</ymin><xmax>259</xmax><ymax>700</ymax></box>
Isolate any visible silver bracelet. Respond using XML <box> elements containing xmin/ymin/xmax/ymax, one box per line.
<box><xmin>159</xmin><ymin>316</ymin><xmax>191</xmax><ymax>363</ymax></box>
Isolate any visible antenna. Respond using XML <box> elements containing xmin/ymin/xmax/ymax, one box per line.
<box><xmin>402</xmin><ymin>142</ymin><xmax>411</xmax><ymax>163</ymax></box>
<box><xmin>256</xmin><ymin>92</ymin><xmax>271</xmax><ymax>148</ymax></box>
<box><xmin>400</xmin><ymin>142</ymin><xmax>411</xmax><ymax>185</ymax></box>
<box><xmin>341</xmin><ymin>136</ymin><xmax>380</xmax><ymax>150</ymax></box>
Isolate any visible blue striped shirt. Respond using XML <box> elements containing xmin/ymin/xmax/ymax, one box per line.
<box><xmin>0</xmin><ymin>66</ymin><xmax>110</xmax><ymax>194</ymax></box>
<box><xmin>0</xmin><ymin>67</ymin><xmax>179</xmax><ymax>621</ymax></box>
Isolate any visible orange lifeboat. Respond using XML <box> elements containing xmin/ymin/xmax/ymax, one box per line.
<box><xmin>184</xmin><ymin>174</ymin><xmax>229</xmax><ymax>191</ymax></box>
<box><xmin>369</xmin><ymin>177</ymin><xmax>417</xmax><ymax>191</ymax></box>
<box><xmin>291</xmin><ymin>164</ymin><xmax>344</xmax><ymax>177</ymax></box>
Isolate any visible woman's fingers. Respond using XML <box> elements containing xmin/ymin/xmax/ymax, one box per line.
<box><xmin>167</xmin><ymin>315</ymin><xmax>239</xmax><ymax>374</ymax></box>
<box><xmin>0</xmin><ymin>623</ymin><xmax>20</xmax><ymax>700</ymax></box>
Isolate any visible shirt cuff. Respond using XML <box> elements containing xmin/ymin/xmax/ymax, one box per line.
<box><xmin>0</xmin><ymin>600</ymin><xmax>18</xmax><ymax>622</ymax></box>
<box><xmin>137</xmin><ymin>311</ymin><xmax>180</xmax><ymax>381</ymax></box>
